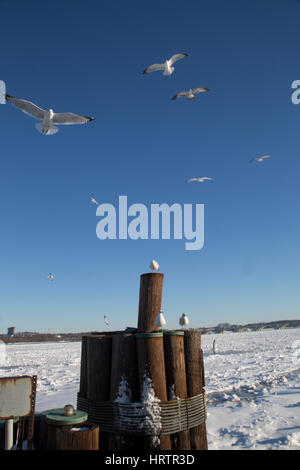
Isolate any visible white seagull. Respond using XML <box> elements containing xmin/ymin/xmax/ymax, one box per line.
<box><xmin>104</xmin><ymin>315</ymin><xmax>109</xmax><ymax>326</ymax></box>
<box><xmin>172</xmin><ymin>87</ymin><xmax>210</xmax><ymax>101</ymax></box>
<box><xmin>90</xmin><ymin>197</ymin><xmax>99</xmax><ymax>205</ymax></box>
<box><xmin>5</xmin><ymin>93</ymin><xmax>95</xmax><ymax>135</ymax></box>
<box><xmin>249</xmin><ymin>155</ymin><xmax>271</xmax><ymax>164</ymax></box>
<box><xmin>154</xmin><ymin>311</ymin><xmax>166</xmax><ymax>328</ymax></box>
<box><xmin>149</xmin><ymin>260</ymin><xmax>160</xmax><ymax>271</ymax></box>
<box><xmin>142</xmin><ymin>53</ymin><xmax>189</xmax><ymax>76</ymax></box>
<box><xmin>179</xmin><ymin>313</ymin><xmax>189</xmax><ymax>327</ymax></box>
<box><xmin>186</xmin><ymin>177</ymin><xmax>213</xmax><ymax>183</ymax></box>
<box><xmin>48</xmin><ymin>273</ymin><xmax>54</xmax><ymax>281</ymax></box>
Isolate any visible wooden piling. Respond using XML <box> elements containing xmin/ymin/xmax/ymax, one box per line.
<box><xmin>109</xmin><ymin>333</ymin><xmax>141</xmax><ymax>450</ymax></box>
<box><xmin>45</xmin><ymin>422</ymin><xmax>98</xmax><ymax>450</ymax></box>
<box><xmin>184</xmin><ymin>329</ymin><xmax>207</xmax><ymax>450</ymax></box>
<box><xmin>136</xmin><ymin>332</ymin><xmax>171</xmax><ymax>450</ymax></box>
<box><xmin>87</xmin><ymin>334</ymin><xmax>112</xmax><ymax>450</ymax></box>
<box><xmin>78</xmin><ymin>336</ymin><xmax>88</xmax><ymax>400</ymax></box>
<box><xmin>75</xmin><ymin>270</ymin><xmax>208</xmax><ymax>452</ymax></box>
<box><xmin>163</xmin><ymin>331</ymin><xmax>191</xmax><ymax>450</ymax></box>
<box><xmin>137</xmin><ymin>273</ymin><xmax>164</xmax><ymax>332</ymax></box>
<box><xmin>53</xmin><ymin>424</ymin><xmax>99</xmax><ymax>450</ymax></box>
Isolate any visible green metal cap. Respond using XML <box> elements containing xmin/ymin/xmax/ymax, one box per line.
<box><xmin>37</xmin><ymin>409</ymin><xmax>52</xmax><ymax>417</ymax></box>
<box><xmin>135</xmin><ymin>332</ymin><xmax>163</xmax><ymax>338</ymax></box>
<box><xmin>44</xmin><ymin>409</ymin><xmax>88</xmax><ymax>426</ymax></box>
<box><xmin>163</xmin><ymin>330</ymin><xmax>184</xmax><ymax>336</ymax></box>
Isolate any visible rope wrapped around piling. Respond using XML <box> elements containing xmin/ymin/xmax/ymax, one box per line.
<box><xmin>77</xmin><ymin>392</ymin><xmax>206</xmax><ymax>436</ymax></box>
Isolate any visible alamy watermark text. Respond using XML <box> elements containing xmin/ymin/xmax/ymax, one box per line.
<box><xmin>96</xmin><ymin>196</ymin><xmax>204</xmax><ymax>251</ymax></box>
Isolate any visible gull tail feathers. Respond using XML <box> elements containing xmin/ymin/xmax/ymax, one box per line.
<box><xmin>35</xmin><ymin>122</ymin><xmax>59</xmax><ymax>135</ymax></box>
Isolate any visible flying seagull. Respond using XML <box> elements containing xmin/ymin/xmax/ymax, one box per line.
<box><xmin>48</xmin><ymin>273</ymin><xmax>54</xmax><ymax>281</ymax></box>
<box><xmin>249</xmin><ymin>155</ymin><xmax>271</xmax><ymax>163</ymax></box>
<box><xmin>186</xmin><ymin>177</ymin><xmax>213</xmax><ymax>183</ymax></box>
<box><xmin>149</xmin><ymin>260</ymin><xmax>160</xmax><ymax>271</ymax></box>
<box><xmin>5</xmin><ymin>93</ymin><xmax>95</xmax><ymax>135</ymax></box>
<box><xmin>104</xmin><ymin>315</ymin><xmax>109</xmax><ymax>326</ymax></box>
<box><xmin>90</xmin><ymin>197</ymin><xmax>98</xmax><ymax>205</ymax></box>
<box><xmin>142</xmin><ymin>53</ymin><xmax>188</xmax><ymax>76</ymax></box>
<box><xmin>179</xmin><ymin>313</ymin><xmax>189</xmax><ymax>327</ymax></box>
<box><xmin>172</xmin><ymin>87</ymin><xmax>210</xmax><ymax>101</ymax></box>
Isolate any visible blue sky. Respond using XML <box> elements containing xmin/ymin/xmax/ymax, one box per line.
<box><xmin>0</xmin><ymin>0</ymin><xmax>299</xmax><ymax>333</ymax></box>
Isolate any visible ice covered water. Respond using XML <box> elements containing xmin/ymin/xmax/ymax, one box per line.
<box><xmin>1</xmin><ymin>328</ymin><xmax>299</xmax><ymax>450</ymax></box>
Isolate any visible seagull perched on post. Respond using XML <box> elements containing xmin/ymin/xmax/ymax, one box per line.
<box><xmin>5</xmin><ymin>93</ymin><xmax>95</xmax><ymax>135</ymax></box>
<box><xmin>186</xmin><ymin>177</ymin><xmax>213</xmax><ymax>183</ymax></box>
<box><xmin>90</xmin><ymin>197</ymin><xmax>98</xmax><ymax>205</ymax></box>
<box><xmin>249</xmin><ymin>155</ymin><xmax>271</xmax><ymax>163</ymax></box>
<box><xmin>149</xmin><ymin>260</ymin><xmax>160</xmax><ymax>272</ymax></box>
<box><xmin>48</xmin><ymin>273</ymin><xmax>54</xmax><ymax>281</ymax></box>
<box><xmin>154</xmin><ymin>311</ymin><xmax>166</xmax><ymax>328</ymax></box>
<box><xmin>179</xmin><ymin>313</ymin><xmax>189</xmax><ymax>327</ymax></box>
<box><xmin>142</xmin><ymin>53</ymin><xmax>189</xmax><ymax>76</ymax></box>
<box><xmin>172</xmin><ymin>87</ymin><xmax>210</xmax><ymax>101</ymax></box>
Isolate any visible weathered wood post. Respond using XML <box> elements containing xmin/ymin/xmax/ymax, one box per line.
<box><xmin>78</xmin><ymin>336</ymin><xmax>88</xmax><ymax>403</ymax></box>
<box><xmin>184</xmin><ymin>329</ymin><xmax>207</xmax><ymax>450</ymax></box>
<box><xmin>40</xmin><ymin>408</ymin><xmax>98</xmax><ymax>450</ymax></box>
<box><xmin>163</xmin><ymin>331</ymin><xmax>191</xmax><ymax>450</ymax></box>
<box><xmin>137</xmin><ymin>273</ymin><xmax>164</xmax><ymax>332</ymax></box>
<box><xmin>53</xmin><ymin>424</ymin><xmax>99</xmax><ymax>450</ymax></box>
<box><xmin>109</xmin><ymin>333</ymin><xmax>142</xmax><ymax>450</ymax></box>
<box><xmin>136</xmin><ymin>271</ymin><xmax>171</xmax><ymax>450</ymax></box>
<box><xmin>136</xmin><ymin>332</ymin><xmax>171</xmax><ymax>450</ymax></box>
<box><xmin>87</xmin><ymin>334</ymin><xmax>112</xmax><ymax>450</ymax></box>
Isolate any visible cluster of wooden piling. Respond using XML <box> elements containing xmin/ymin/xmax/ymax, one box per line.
<box><xmin>77</xmin><ymin>272</ymin><xmax>207</xmax><ymax>451</ymax></box>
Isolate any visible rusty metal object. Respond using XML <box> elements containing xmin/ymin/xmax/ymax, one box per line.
<box><xmin>63</xmin><ymin>405</ymin><xmax>75</xmax><ymax>416</ymax></box>
<box><xmin>0</xmin><ymin>376</ymin><xmax>33</xmax><ymax>419</ymax></box>
<box><xmin>0</xmin><ymin>375</ymin><xmax>37</xmax><ymax>450</ymax></box>
<box><xmin>26</xmin><ymin>375</ymin><xmax>37</xmax><ymax>450</ymax></box>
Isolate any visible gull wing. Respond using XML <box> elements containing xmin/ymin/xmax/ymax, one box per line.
<box><xmin>168</xmin><ymin>53</ymin><xmax>188</xmax><ymax>65</ymax></box>
<box><xmin>201</xmin><ymin>177</ymin><xmax>213</xmax><ymax>181</ymax></box>
<box><xmin>52</xmin><ymin>113</ymin><xmax>95</xmax><ymax>125</ymax></box>
<box><xmin>261</xmin><ymin>155</ymin><xmax>271</xmax><ymax>159</ymax></box>
<box><xmin>172</xmin><ymin>91</ymin><xmax>189</xmax><ymax>100</ymax></box>
<box><xmin>186</xmin><ymin>178</ymin><xmax>199</xmax><ymax>183</ymax></box>
<box><xmin>142</xmin><ymin>63</ymin><xmax>165</xmax><ymax>74</ymax></box>
<box><xmin>6</xmin><ymin>94</ymin><xmax>46</xmax><ymax>120</ymax></box>
<box><xmin>193</xmin><ymin>87</ymin><xmax>210</xmax><ymax>94</ymax></box>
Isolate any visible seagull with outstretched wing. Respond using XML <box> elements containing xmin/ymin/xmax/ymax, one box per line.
<box><xmin>249</xmin><ymin>155</ymin><xmax>271</xmax><ymax>163</ymax></box>
<box><xmin>172</xmin><ymin>87</ymin><xmax>210</xmax><ymax>100</ymax></box>
<box><xmin>90</xmin><ymin>197</ymin><xmax>99</xmax><ymax>205</ymax></box>
<box><xmin>6</xmin><ymin>93</ymin><xmax>95</xmax><ymax>135</ymax></box>
<box><xmin>142</xmin><ymin>53</ymin><xmax>189</xmax><ymax>76</ymax></box>
<box><xmin>186</xmin><ymin>177</ymin><xmax>213</xmax><ymax>183</ymax></box>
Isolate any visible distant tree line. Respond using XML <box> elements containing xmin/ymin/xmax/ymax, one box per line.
<box><xmin>0</xmin><ymin>333</ymin><xmax>84</xmax><ymax>344</ymax></box>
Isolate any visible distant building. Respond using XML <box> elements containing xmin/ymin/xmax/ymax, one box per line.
<box><xmin>217</xmin><ymin>323</ymin><xmax>231</xmax><ymax>329</ymax></box>
<box><xmin>7</xmin><ymin>326</ymin><xmax>15</xmax><ymax>337</ymax></box>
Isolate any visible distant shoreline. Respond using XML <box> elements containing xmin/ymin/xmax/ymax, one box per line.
<box><xmin>1</xmin><ymin>319</ymin><xmax>299</xmax><ymax>343</ymax></box>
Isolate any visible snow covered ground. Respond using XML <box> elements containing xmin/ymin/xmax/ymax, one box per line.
<box><xmin>1</xmin><ymin>328</ymin><xmax>299</xmax><ymax>450</ymax></box>
<box><xmin>203</xmin><ymin>329</ymin><xmax>300</xmax><ymax>450</ymax></box>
